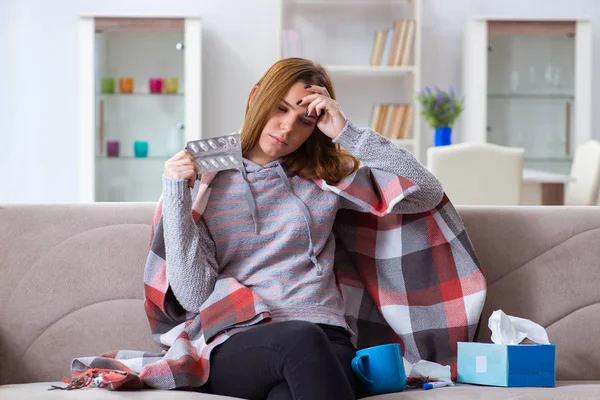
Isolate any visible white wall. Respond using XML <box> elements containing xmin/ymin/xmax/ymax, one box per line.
<box><xmin>1</xmin><ymin>0</ymin><xmax>599</xmax><ymax>203</ymax></box>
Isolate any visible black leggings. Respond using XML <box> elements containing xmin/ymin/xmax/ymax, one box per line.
<box><xmin>206</xmin><ymin>320</ymin><xmax>360</xmax><ymax>400</ymax></box>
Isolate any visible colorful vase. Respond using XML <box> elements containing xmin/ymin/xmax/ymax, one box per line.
<box><xmin>134</xmin><ymin>141</ymin><xmax>149</xmax><ymax>158</ymax></box>
<box><xmin>101</xmin><ymin>78</ymin><xmax>115</xmax><ymax>94</ymax></box>
<box><xmin>434</xmin><ymin>127</ymin><xmax>452</xmax><ymax>146</ymax></box>
<box><xmin>119</xmin><ymin>78</ymin><xmax>134</xmax><ymax>93</ymax></box>
<box><xmin>149</xmin><ymin>78</ymin><xmax>163</xmax><ymax>94</ymax></box>
<box><xmin>164</xmin><ymin>78</ymin><xmax>178</xmax><ymax>94</ymax></box>
<box><xmin>106</xmin><ymin>140</ymin><xmax>120</xmax><ymax>157</ymax></box>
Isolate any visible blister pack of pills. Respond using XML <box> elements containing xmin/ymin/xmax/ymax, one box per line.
<box><xmin>186</xmin><ymin>133</ymin><xmax>243</xmax><ymax>174</ymax></box>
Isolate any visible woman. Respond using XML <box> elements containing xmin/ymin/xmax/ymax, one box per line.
<box><xmin>161</xmin><ymin>58</ymin><xmax>444</xmax><ymax>399</ymax></box>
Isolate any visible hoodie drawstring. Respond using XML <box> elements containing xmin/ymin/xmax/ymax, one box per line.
<box><xmin>274</xmin><ymin>163</ymin><xmax>322</xmax><ymax>275</ymax></box>
<box><xmin>238</xmin><ymin>163</ymin><xmax>322</xmax><ymax>276</ymax></box>
<box><xmin>239</xmin><ymin>167</ymin><xmax>259</xmax><ymax>234</ymax></box>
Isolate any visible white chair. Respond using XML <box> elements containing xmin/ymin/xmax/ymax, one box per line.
<box><xmin>427</xmin><ymin>143</ymin><xmax>525</xmax><ymax>206</ymax></box>
<box><xmin>565</xmin><ymin>140</ymin><xmax>600</xmax><ymax>206</ymax></box>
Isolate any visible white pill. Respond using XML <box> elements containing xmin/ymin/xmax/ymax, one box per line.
<box><xmin>208</xmin><ymin>140</ymin><xmax>218</xmax><ymax>149</ymax></box>
<box><xmin>229</xmin><ymin>155</ymin><xmax>240</xmax><ymax>165</ymax></box>
<box><xmin>199</xmin><ymin>142</ymin><xmax>209</xmax><ymax>151</ymax></box>
<box><xmin>219</xmin><ymin>157</ymin><xmax>230</xmax><ymax>166</ymax></box>
<box><xmin>200</xmin><ymin>160</ymin><xmax>210</xmax><ymax>169</ymax></box>
<box><xmin>209</xmin><ymin>158</ymin><xmax>220</xmax><ymax>168</ymax></box>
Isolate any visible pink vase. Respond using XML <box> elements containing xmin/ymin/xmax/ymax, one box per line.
<box><xmin>149</xmin><ymin>78</ymin><xmax>163</xmax><ymax>94</ymax></box>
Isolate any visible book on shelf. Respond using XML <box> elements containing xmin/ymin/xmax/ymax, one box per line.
<box><xmin>369</xmin><ymin>103</ymin><xmax>414</xmax><ymax>140</ymax></box>
<box><xmin>380</xmin><ymin>28</ymin><xmax>394</xmax><ymax>66</ymax></box>
<box><xmin>369</xmin><ymin>103</ymin><xmax>385</xmax><ymax>132</ymax></box>
<box><xmin>369</xmin><ymin>19</ymin><xmax>415</xmax><ymax>66</ymax></box>
<box><xmin>370</xmin><ymin>30</ymin><xmax>386</xmax><ymax>65</ymax></box>
<box><xmin>399</xmin><ymin>103</ymin><xmax>413</xmax><ymax>140</ymax></box>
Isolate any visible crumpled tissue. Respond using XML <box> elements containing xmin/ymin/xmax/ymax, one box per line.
<box><xmin>404</xmin><ymin>359</ymin><xmax>454</xmax><ymax>385</ymax></box>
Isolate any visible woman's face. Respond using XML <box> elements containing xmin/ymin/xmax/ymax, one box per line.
<box><xmin>248</xmin><ymin>82</ymin><xmax>318</xmax><ymax>165</ymax></box>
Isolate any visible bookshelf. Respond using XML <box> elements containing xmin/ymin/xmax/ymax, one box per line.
<box><xmin>276</xmin><ymin>0</ymin><xmax>422</xmax><ymax>161</ymax></box>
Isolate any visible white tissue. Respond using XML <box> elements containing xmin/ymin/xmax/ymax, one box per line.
<box><xmin>488</xmin><ymin>310</ymin><xmax>550</xmax><ymax>345</ymax></box>
<box><xmin>404</xmin><ymin>359</ymin><xmax>454</xmax><ymax>385</ymax></box>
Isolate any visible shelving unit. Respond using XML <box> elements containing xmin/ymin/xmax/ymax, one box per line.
<box><xmin>78</xmin><ymin>14</ymin><xmax>202</xmax><ymax>202</ymax></box>
<box><xmin>276</xmin><ymin>0</ymin><xmax>422</xmax><ymax>161</ymax></box>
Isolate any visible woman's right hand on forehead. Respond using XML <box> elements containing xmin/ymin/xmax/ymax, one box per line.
<box><xmin>164</xmin><ymin>149</ymin><xmax>198</xmax><ymax>188</ymax></box>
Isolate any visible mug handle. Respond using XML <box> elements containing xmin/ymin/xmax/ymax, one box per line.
<box><xmin>351</xmin><ymin>354</ymin><xmax>373</xmax><ymax>385</ymax></box>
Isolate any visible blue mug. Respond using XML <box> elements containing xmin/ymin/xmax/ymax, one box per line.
<box><xmin>351</xmin><ymin>343</ymin><xmax>407</xmax><ymax>396</ymax></box>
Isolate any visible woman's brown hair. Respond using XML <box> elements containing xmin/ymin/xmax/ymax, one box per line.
<box><xmin>240</xmin><ymin>58</ymin><xmax>359</xmax><ymax>184</ymax></box>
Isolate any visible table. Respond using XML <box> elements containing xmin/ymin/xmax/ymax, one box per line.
<box><xmin>521</xmin><ymin>169</ymin><xmax>573</xmax><ymax>205</ymax></box>
<box><xmin>425</xmin><ymin>164</ymin><xmax>573</xmax><ymax>205</ymax></box>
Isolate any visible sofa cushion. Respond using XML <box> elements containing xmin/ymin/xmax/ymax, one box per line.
<box><xmin>1</xmin><ymin>381</ymin><xmax>600</xmax><ymax>399</ymax></box>
<box><xmin>0</xmin><ymin>204</ymin><xmax>161</xmax><ymax>385</ymax></box>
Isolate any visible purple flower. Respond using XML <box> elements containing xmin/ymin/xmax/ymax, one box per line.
<box><xmin>435</xmin><ymin>91</ymin><xmax>444</xmax><ymax>107</ymax></box>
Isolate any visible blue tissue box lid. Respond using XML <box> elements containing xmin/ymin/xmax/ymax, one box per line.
<box><xmin>457</xmin><ymin>342</ymin><xmax>556</xmax><ymax>387</ymax></box>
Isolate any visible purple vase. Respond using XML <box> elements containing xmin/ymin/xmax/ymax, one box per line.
<box><xmin>106</xmin><ymin>140</ymin><xmax>120</xmax><ymax>157</ymax></box>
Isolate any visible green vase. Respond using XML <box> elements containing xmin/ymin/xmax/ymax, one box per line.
<box><xmin>101</xmin><ymin>78</ymin><xmax>115</xmax><ymax>94</ymax></box>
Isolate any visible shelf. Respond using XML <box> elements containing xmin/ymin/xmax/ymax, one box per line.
<box><xmin>389</xmin><ymin>138</ymin><xmax>414</xmax><ymax>147</ymax></box>
<box><xmin>325</xmin><ymin>65</ymin><xmax>416</xmax><ymax>76</ymax></box>
<box><xmin>488</xmin><ymin>93</ymin><xmax>574</xmax><ymax>100</ymax></box>
<box><xmin>288</xmin><ymin>0</ymin><xmax>410</xmax><ymax>7</ymax></box>
<box><xmin>96</xmin><ymin>92</ymin><xmax>184</xmax><ymax>97</ymax></box>
<box><xmin>96</xmin><ymin>155</ymin><xmax>170</xmax><ymax>160</ymax></box>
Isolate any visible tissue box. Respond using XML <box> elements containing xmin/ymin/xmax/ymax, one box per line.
<box><xmin>457</xmin><ymin>342</ymin><xmax>555</xmax><ymax>387</ymax></box>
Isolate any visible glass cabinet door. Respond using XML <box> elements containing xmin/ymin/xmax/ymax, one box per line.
<box><xmin>95</xmin><ymin>18</ymin><xmax>185</xmax><ymax>202</ymax></box>
<box><xmin>486</xmin><ymin>21</ymin><xmax>576</xmax><ymax>175</ymax></box>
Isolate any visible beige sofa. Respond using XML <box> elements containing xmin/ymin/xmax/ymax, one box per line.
<box><xmin>1</xmin><ymin>203</ymin><xmax>600</xmax><ymax>399</ymax></box>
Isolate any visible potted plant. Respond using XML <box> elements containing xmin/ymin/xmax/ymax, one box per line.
<box><xmin>417</xmin><ymin>87</ymin><xmax>464</xmax><ymax>146</ymax></box>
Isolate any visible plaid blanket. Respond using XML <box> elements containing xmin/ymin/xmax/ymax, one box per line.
<box><xmin>65</xmin><ymin>171</ymin><xmax>486</xmax><ymax>391</ymax></box>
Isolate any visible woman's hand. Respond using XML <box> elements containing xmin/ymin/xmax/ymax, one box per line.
<box><xmin>299</xmin><ymin>84</ymin><xmax>347</xmax><ymax>140</ymax></box>
<box><xmin>164</xmin><ymin>149</ymin><xmax>198</xmax><ymax>188</ymax></box>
